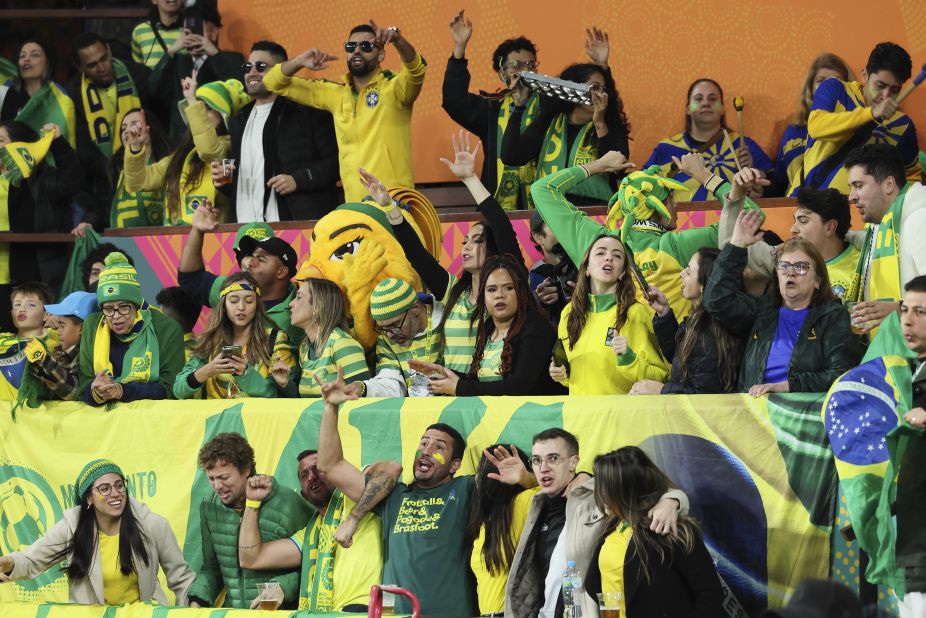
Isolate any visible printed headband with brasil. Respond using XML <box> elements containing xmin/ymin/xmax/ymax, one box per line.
<box><xmin>220</xmin><ymin>282</ymin><xmax>261</xmax><ymax>299</ymax></box>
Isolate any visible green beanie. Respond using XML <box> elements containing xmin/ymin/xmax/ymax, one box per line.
<box><xmin>178</xmin><ymin>79</ymin><xmax>250</xmax><ymax>130</ymax></box>
<box><xmin>370</xmin><ymin>278</ymin><xmax>417</xmax><ymax>321</ymax></box>
<box><xmin>74</xmin><ymin>459</ymin><xmax>124</xmax><ymax>505</ymax></box>
<box><xmin>96</xmin><ymin>252</ymin><xmax>143</xmax><ymax>307</ymax></box>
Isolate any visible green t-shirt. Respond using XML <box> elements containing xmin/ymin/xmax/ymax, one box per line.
<box><xmin>376</xmin><ymin>475</ymin><xmax>476</xmax><ymax>617</ymax></box>
<box><xmin>440</xmin><ymin>274</ymin><xmax>477</xmax><ymax>373</ymax></box>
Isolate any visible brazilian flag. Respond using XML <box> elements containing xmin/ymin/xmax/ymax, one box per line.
<box><xmin>0</xmin><ymin>57</ymin><xmax>16</xmax><ymax>85</ymax></box>
<box><xmin>14</xmin><ymin>82</ymin><xmax>76</xmax><ymax>149</ymax></box>
<box><xmin>823</xmin><ymin>312</ymin><xmax>915</xmax><ymax>594</ymax></box>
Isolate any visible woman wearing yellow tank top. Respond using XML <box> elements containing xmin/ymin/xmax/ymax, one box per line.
<box><xmin>0</xmin><ymin>459</ymin><xmax>195</xmax><ymax>605</ymax></box>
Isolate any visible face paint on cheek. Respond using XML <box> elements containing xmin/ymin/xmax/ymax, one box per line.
<box><xmin>433</xmin><ymin>453</ymin><xmax>446</xmax><ymax>465</ymax></box>
<box><xmin>688</xmin><ymin>102</ymin><xmax>698</xmax><ymax>112</ymax></box>
<box><xmin>868</xmin><ymin>82</ymin><xmax>881</xmax><ymax>100</ymax></box>
<box><xmin>713</xmin><ymin>101</ymin><xmax>724</xmax><ymax>112</ymax></box>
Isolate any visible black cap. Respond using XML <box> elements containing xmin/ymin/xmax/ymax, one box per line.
<box><xmin>183</xmin><ymin>0</ymin><xmax>221</xmax><ymax>27</ymax></box>
<box><xmin>237</xmin><ymin>235</ymin><xmax>297</xmax><ymax>279</ymax></box>
<box><xmin>762</xmin><ymin>579</ymin><xmax>863</xmax><ymax>618</ymax></box>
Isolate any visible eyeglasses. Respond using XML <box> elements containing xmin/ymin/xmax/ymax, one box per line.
<box><xmin>530</xmin><ymin>454</ymin><xmax>567</xmax><ymax>468</ymax></box>
<box><xmin>93</xmin><ymin>480</ymin><xmax>126</xmax><ymax>496</ymax></box>
<box><xmin>101</xmin><ymin>304</ymin><xmax>135</xmax><ymax>317</ymax></box>
<box><xmin>504</xmin><ymin>60</ymin><xmax>538</xmax><ymax>72</ymax></box>
<box><xmin>775</xmin><ymin>260</ymin><xmax>812</xmax><ymax>276</ymax></box>
<box><xmin>374</xmin><ymin>310</ymin><xmax>408</xmax><ymax>336</ymax></box>
<box><xmin>344</xmin><ymin>41</ymin><xmax>376</xmax><ymax>53</ymax></box>
<box><xmin>241</xmin><ymin>61</ymin><xmax>270</xmax><ymax>74</ymax></box>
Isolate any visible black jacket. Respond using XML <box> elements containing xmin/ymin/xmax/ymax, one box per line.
<box><xmin>704</xmin><ymin>244</ymin><xmax>855</xmax><ymax>393</ymax></box>
<box><xmin>147</xmin><ymin>49</ymin><xmax>244</xmax><ymax>144</ymax></box>
<box><xmin>64</xmin><ymin>60</ymin><xmax>151</xmax><ymax>230</ymax></box>
<box><xmin>454</xmin><ymin>308</ymin><xmax>566</xmax><ymax>396</ymax></box>
<box><xmin>8</xmin><ymin>136</ymin><xmax>84</xmax><ymax>292</ymax></box>
<box><xmin>653</xmin><ymin>309</ymin><xmax>739</xmax><ymax>394</ymax></box>
<box><xmin>441</xmin><ymin>56</ymin><xmax>506</xmax><ymax>198</ymax></box>
<box><xmin>585</xmin><ymin>526</ymin><xmax>724</xmax><ymax>618</ymax></box>
<box><xmin>222</xmin><ymin>96</ymin><xmax>340</xmax><ymax>221</ymax></box>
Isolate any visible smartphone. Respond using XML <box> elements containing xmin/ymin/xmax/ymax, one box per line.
<box><xmin>221</xmin><ymin>345</ymin><xmax>242</xmax><ymax>358</ymax></box>
<box><xmin>184</xmin><ymin>14</ymin><xmax>204</xmax><ymax>36</ymax></box>
<box><xmin>551</xmin><ymin>339</ymin><xmax>570</xmax><ymax>371</ymax></box>
<box><xmin>627</xmin><ymin>258</ymin><xmax>653</xmax><ymax>302</ymax></box>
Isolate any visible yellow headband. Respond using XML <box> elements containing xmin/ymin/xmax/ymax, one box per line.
<box><xmin>220</xmin><ymin>282</ymin><xmax>260</xmax><ymax>299</ymax></box>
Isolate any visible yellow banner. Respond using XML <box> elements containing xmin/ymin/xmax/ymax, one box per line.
<box><xmin>0</xmin><ymin>394</ymin><xmax>835</xmax><ymax>615</ymax></box>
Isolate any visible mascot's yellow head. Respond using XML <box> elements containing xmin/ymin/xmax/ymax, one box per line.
<box><xmin>295</xmin><ymin>198</ymin><xmax>440</xmax><ymax>349</ymax></box>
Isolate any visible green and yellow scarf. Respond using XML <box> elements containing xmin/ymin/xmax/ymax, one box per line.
<box><xmin>92</xmin><ymin>306</ymin><xmax>160</xmax><ymax>387</ymax></box>
<box><xmin>298</xmin><ymin>489</ymin><xmax>345</xmax><ymax>611</ymax></box>
<box><xmin>111</xmin><ymin>170</ymin><xmax>164</xmax><ymax>228</ymax></box>
<box><xmin>80</xmin><ymin>59</ymin><xmax>140</xmax><ymax>159</ymax></box>
<box><xmin>495</xmin><ymin>93</ymin><xmax>539</xmax><ymax>211</ymax></box>
<box><xmin>167</xmin><ymin>149</ymin><xmax>215</xmax><ymax>226</ymax></box>
<box><xmin>0</xmin><ymin>130</ymin><xmax>54</xmax><ymax>284</ymax></box>
<box><xmin>537</xmin><ymin>113</ymin><xmax>612</xmax><ymax>202</ymax></box>
<box><xmin>15</xmin><ymin>81</ymin><xmax>76</xmax><ymax>148</ymax></box>
<box><xmin>847</xmin><ymin>183</ymin><xmax>907</xmax><ymax>306</ymax></box>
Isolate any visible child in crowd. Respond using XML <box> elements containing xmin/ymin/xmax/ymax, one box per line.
<box><xmin>26</xmin><ymin>292</ymin><xmax>97</xmax><ymax>402</ymax></box>
<box><xmin>0</xmin><ymin>283</ymin><xmax>57</xmax><ymax>404</ymax></box>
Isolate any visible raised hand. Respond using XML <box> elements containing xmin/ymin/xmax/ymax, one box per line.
<box><xmin>730</xmin><ymin>209</ymin><xmax>764</xmax><ymax>248</ymax></box>
<box><xmin>40</xmin><ymin>123</ymin><xmax>61</xmax><ymax>139</ymax></box>
<box><xmin>314</xmin><ymin>365</ymin><xmax>360</xmax><ymax>407</ymax></box>
<box><xmin>246</xmin><ymin>474</ymin><xmax>273</xmax><ymax>502</ymax></box>
<box><xmin>871</xmin><ymin>96</ymin><xmax>899</xmax><ymax>123</ymax></box>
<box><xmin>586</xmin><ymin>150</ymin><xmax>635</xmax><ymax>176</ymax></box>
<box><xmin>270</xmin><ymin>356</ymin><xmax>290</xmax><ymax>388</ymax></box>
<box><xmin>370</xmin><ymin>19</ymin><xmax>402</xmax><ymax>47</ymax></box>
<box><xmin>297</xmin><ymin>48</ymin><xmax>337</xmax><ymax>72</ymax></box>
<box><xmin>484</xmin><ymin>444</ymin><xmax>528</xmax><ymax>485</ymax></box>
<box><xmin>191</xmin><ymin>197</ymin><xmax>220</xmax><ymax>233</ymax></box>
<box><xmin>449</xmin><ymin>10</ymin><xmax>473</xmax><ymax>57</ymax></box>
<box><xmin>591</xmin><ymin>88</ymin><xmax>608</xmax><ymax>126</ymax></box>
<box><xmin>509</xmin><ymin>73</ymin><xmax>530</xmax><ymax>106</ymax></box>
<box><xmin>359</xmin><ymin>167</ymin><xmax>391</xmax><ymax>206</ymax></box>
<box><xmin>671</xmin><ymin>153</ymin><xmax>710</xmax><ymax>185</ymax></box>
<box><xmin>181</xmin><ymin>69</ymin><xmax>198</xmax><ymax>104</ymax></box>
<box><xmin>438</xmin><ymin>130</ymin><xmax>481</xmax><ymax>180</ymax></box>
<box><xmin>584</xmin><ymin>26</ymin><xmax>610</xmax><ymax>67</ymax></box>
<box><xmin>728</xmin><ymin>167</ymin><xmax>771</xmax><ymax>201</ymax></box>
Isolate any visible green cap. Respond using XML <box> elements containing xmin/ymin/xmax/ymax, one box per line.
<box><xmin>234</xmin><ymin>222</ymin><xmax>274</xmax><ymax>259</ymax></box>
<box><xmin>74</xmin><ymin>459</ymin><xmax>124</xmax><ymax>505</ymax></box>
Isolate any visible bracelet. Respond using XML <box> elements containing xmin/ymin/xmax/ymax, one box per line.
<box><xmin>245</xmin><ymin>499</ymin><xmax>262</xmax><ymax>510</ymax></box>
<box><xmin>703</xmin><ymin>174</ymin><xmax>724</xmax><ymax>195</ymax></box>
<box><xmin>358</xmin><ymin>381</ymin><xmax>368</xmax><ymax>397</ymax></box>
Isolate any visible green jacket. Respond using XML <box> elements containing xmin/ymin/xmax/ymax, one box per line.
<box><xmin>186</xmin><ymin>477</ymin><xmax>311</xmax><ymax>609</ymax></box>
<box><xmin>173</xmin><ymin>355</ymin><xmax>277</xmax><ymax>399</ymax></box>
<box><xmin>704</xmin><ymin>244</ymin><xmax>854</xmax><ymax>392</ymax></box>
<box><xmin>208</xmin><ymin>278</ymin><xmax>303</xmax><ymax>349</ymax></box>
<box><xmin>78</xmin><ymin>309</ymin><xmax>184</xmax><ymax>403</ymax></box>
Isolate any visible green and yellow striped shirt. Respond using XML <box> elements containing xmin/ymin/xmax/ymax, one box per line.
<box><xmin>297</xmin><ymin>327</ymin><xmax>369</xmax><ymax>397</ymax></box>
<box><xmin>441</xmin><ymin>275</ymin><xmax>478</xmax><ymax>373</ymax></box>
<box><xmin>374</xmin><ymin>304</ymin><xmax>443</xmax><ymax>388</ymax></box>
<box><xmin>476</xmin><ymin>338</ymin><xmax>504</xmax><ymax>382</ymax></box>
<box><xmin>131</xmin><ymin>21</ymin><xmax>183</xmax><ymax>68</ymax></box>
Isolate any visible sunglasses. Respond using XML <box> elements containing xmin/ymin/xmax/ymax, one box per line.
<box><xmin>241</xmin><ymin>61</ymin><xmax>270</xmax><ymax>74</ymax></box>
<box><xmin>344</xmin><ymin>41</ymin><xmax>376</xmax><ymax>53</ymax></box>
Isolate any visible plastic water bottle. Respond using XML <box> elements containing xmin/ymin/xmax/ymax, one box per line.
<box><xmin>562</xmin><ymin>560</ymin><xmax>583</xmax><ymax>618</ymax></box>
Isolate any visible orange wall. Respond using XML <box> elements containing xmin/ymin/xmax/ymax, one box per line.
<box><xmin>218</xmin><ymin>0</ymin><xmax>926</xmax><ymax>184</ymax></box>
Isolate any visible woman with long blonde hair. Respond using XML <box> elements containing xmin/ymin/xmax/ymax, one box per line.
<box><xmin>272</xmin><ymin>277</ymin><xmax>369</xmax><ymax>397</ymax></box>
<box><xmin>548</xmin><ymin>234</ymin><xmax>667</xmax><ymax>394</ymax></box>
<box><xmin>585</xmin><ymin>447</ymin><xmax>722</xmax><ymax>617</ymax></box>
<box><xmin>174</xmin><ymin>272</ymin><xmax>292</xmax><ymax>399</ymax></box>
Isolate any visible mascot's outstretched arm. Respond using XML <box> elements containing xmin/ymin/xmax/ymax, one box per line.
<box><xmin>340</xmin><ymin>239</ymin><xmax>388</xmax><ymax>349</ymax></box>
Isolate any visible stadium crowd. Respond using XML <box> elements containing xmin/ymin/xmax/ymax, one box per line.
<box><xmin>0</xmin><ymin>1</ymin><xmax>925</xmax><ymax>616</ymax></box>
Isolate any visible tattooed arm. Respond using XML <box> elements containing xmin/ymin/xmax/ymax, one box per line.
<box><xmin>334</xmin><ymin>460</ymin><xmax>403</xmax><ymax>548</ymax></box>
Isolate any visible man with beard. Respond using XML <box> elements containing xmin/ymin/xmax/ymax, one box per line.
<box><xmin>66</xmin><ymin>31</ymin><xmax>151</xmax><ymax>235</ymax></box>
<box><xmin>187</xmin><ymin>432</ymin><xmax>309</xmax><ymax>609</ymax></box>
<box><xmin>316</xmin><ymin>368</ymin><xmax>534</xmax><ymax>616</ymax></box>
<box><xmin>237</xmin><ymin>450</ymin><xmax>388</xmax><ymax>611</ymax></box>
<box><xmin>212</xmin><ymin>40</ymin><xmax>339</xmax><ymax>223</ymax></box>
<box><xmin>262</xmin><ymin>21</ymin><xmax>426</xmax><ymax>202</ymax></box>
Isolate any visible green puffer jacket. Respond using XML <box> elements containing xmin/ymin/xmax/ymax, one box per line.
<box><xmin>704</xmin><ymin>244</ymin><xmax>854</xmax><ymax>392</ymax></box>
<box><xmin>187</xmin><ymin>477</ymin><xmax>311</xmax><ymax>609</ymax></box>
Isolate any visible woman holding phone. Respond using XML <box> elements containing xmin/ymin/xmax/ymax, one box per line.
<box><xmin>549</xmin><ymin>234</ymin><xmax>668</xmax><ymax>394</ymax></box>
<box><xmin>174</xmin><ymin>272</ymin><xmax>293</xmax><ymax>399</ymax></box>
